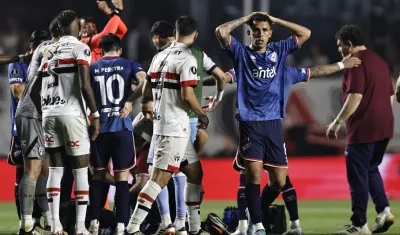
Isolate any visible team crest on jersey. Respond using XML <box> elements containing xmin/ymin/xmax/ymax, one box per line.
<box><xmin>11</xmin><ymin>68</ymin><xmax>19</xmax><ymax>76</ymax></box>
<box><xmin>268</xmin><ymin>52</ymin><xmax>277</xmax><ymax>63</ymax></box>
<box><xmin>84</xmin><ymin>49</ymin><xmax>90</xmax><ymax>56</ymax></box>
<box><xmin>190</xmin><ymin>66</ymin><xmax>197</xmax><ymax>75</ymax></box>
<box><xmin>301</xmin><ymin>68</ymin><xmax>306</xmax><ymax>74</ymax></box>
<box><xmin>250</xmin><ymin>55</ymin><xmax>256</xmax><ymax>62</ymax></box>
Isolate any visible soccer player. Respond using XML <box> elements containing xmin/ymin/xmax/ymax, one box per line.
<box><xmin>88</xmin><ymin>33</ymin><xmax>146</xmax><ymax>235</ymax></box>
<box><xmin>215</xmin><ymin>12</ymin><xmax>311</xmax><ymax>234</ymax></box>
<box><xmin>30</xmin><ymin>10</ymin><xmax>100</xmax><ymax>235</ymax></box>
<box><xmin>326</xmin><ymin>25</ymin><xmax>395</xmax><ymax>235</ymax></box>
<box><xmin>80</xmin><ymin>0</ymin><xmax>127</xmax><ymax>62</ymax></box>
<box><xmin>126</xmin><ymin>16</ymin><xmax>210</xmax><ymax>235</ymax></box>
<box><xmin>15</xmin><ymin>18</ymin><xmax>62</xmax><ymax>234</ymax></box>
<box><xmin>148</xmin><ymin>20</ymin><xmax>226</xmax><ymax>234</ymax></box>
<box><xmin>8</xmin><ymin>29</ymin><xmax>51</xmax><ymax>233</ymax></box>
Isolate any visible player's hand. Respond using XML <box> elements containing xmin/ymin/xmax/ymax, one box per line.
<box><xmin>89</xmin><ymin>117</ymin><xmax>100</xmax><ymax>141</ymax></box>
<box><xmin>197</xmin><ymin>113</ymin><xmax>209</xmax><ymax>130</ymax></box>
<box><xmin>97</xmin><ymin>1</ymin><xmax>112</xmax><ymax>15</ymax></box>
<box><xmin>120</xmin><ymin>102</ymin><xmax>132</xmax><ymax>118</ymax></box>
<box><xmin>112</xmin><ymin>0</ymin><xmax>123</xmax><ymax>10</ymax></box>
<box><xmin>326</xmin><ymin>121</ymin><xmax>341</xmax><ymax>140</ymax></box>
<box><xmin>202</xmin><ymin>96</ymin><xmax>220</xmax><ymax>112</ymax></box>
<box><xmin>342</xmin><ymin>54</ymin><xmax>362</xmax><ymax>69</ymax></box>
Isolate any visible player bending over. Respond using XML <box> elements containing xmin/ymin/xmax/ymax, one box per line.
<box><xmin>87</xmin><ymin>33</ymin><xmax>146</xmax><ymax>235</ymax></box>
<box><xmin>80</xmin><ymin>0</ymin><xmax>127</xmax><ymax>62</ymax></box>
<box><xmin>148</xmin><ymin>20</ymin><xmax>226</xmax><ymax>235</ymax></box>
<box><xmin>126</xmin><ymin>16</ymin><xmax>210</xmax><ymax>235</ymax></box>
<box><xmin>30</xmin><ymin>10</ymin><xmax>100</xmax><ymax>235</ymax></box>
<box><xmin>216</xmin><ymin>12</ymin><xmax>311</xmax><ymax>235</ymax></box>
<box><xmin>16</xmin><ymin>18</ymin><xmax>63</xmax><ymax>234</ymax></box>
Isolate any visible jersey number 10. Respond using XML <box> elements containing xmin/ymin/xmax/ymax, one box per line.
<box><xmin>94</xmin><ymin>74</ymin><xmax>125</xmax><ymax>105</ymax></box>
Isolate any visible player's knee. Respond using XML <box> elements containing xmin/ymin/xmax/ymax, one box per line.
<box><xmin>114</xmin><ymin>170</ymin><xmax>129</xmax><ymax>182</ymax></box>
<box><xmin>70</xmin><ymin>154</ymin><xmax>90</xmax><ymax>169</ymax></box>
<box><xmin>182</xmin><ymin>161</ymin><xmax>203</xmax><ymax>185</ymax></box>
<box><xmin>23</xmin><ymin>158</ymin><xmax>42</xmax><ymax>179</ymax></box>
<box><xmin>150</xmin><ymin>168</ymin><xmax>172</xmax><ymax>188</ymax></box>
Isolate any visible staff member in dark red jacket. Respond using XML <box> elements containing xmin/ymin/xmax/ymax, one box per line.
<box><xmin>327</xmin><ymin>25</ymin><xmax>396</xmax><ymax>235</ymax></box>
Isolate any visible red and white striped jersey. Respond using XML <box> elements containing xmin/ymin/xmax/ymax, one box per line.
<box><xmin>40</xmin><ymin>35</ymin><xmax>91</xmax><ymax>118</ymax></box>
<box><xmin>147</xmin><ymin>41</ymin><xmax>198</xmax><ymax>137</ymax></box>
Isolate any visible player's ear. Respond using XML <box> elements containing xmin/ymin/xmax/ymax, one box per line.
<box><xmin>268</xmin><ymin>29</ymin><xmax>273</xmax><ymax>38</ymax></box>
<box><xmin>194</xmin><ymin>31</ymin><xmax>198</xmax><ymax>41</ymax></box>
<box><xmin>346</xmin><ymin>40</ymin><xmax>353</xmax><ymax>48</ymax></box>
<box><xmin>173</xmin><ymin>29</ymin><xmax>177</xmax><ymax>38</ymax></box>
<box><xmin>247</xmin><ymin>30</ymin><xmax>251</xmax><ymax>38</ymax></box>
<box><xmin>118</xmin><ymin>48</ymin><xmax>122</xmax><ymax>56</ymax></box>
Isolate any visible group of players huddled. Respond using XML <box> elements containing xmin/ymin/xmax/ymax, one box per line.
<box><xmin>2</xmin><ymin>0</ymin><xmax>397</xmax><ymax>235</ymax></box>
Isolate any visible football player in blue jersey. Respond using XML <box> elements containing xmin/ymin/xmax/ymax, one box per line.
<box><xmin>88</xmin><ymin>33</ymin><xmax>146</xmax><ymax>235</ymax></box>
<box><xmin>216</xmin><ymin>12</ymin><xmax>311</xmax><ymax>235</ymax></box>
<box><xmin>7</xmin><ymin>30</ymin><xmax>51</xmax><ymax>233</ymax></box>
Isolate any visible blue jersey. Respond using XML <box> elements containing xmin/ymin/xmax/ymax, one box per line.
<box><xmin>230</xmin><ymin>66</ymin><xmax>309</xmax><ymax>117</ymax></box>
<box><xmin>225</xmin><ymin>36</ymin><xmax>299</xmax><ymax>121</ymax></box>
<box><xmin>90</xmin><ymin>56</ymin><xmax>144</xmax><ymax>133</ymax></box>
<box><xmin>8</xmin><ymin>62</ymin><xmax>28</xmax><ymax>136</ymax></box>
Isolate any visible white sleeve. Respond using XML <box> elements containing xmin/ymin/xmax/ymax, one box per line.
<box><xmin>177</xmin><ymin>55</ymin><xmax>198</xmax><ymax>87</ymax></box>
<box><xmin>72</xmin><ymin>43</ymin><xmax>91</xmax><ymax>66</ymax></box>
<box><xmin>202</xmin><ymin>52</ymin><xmax>217</xmax><ymax>74</ymax></box>
<box><xmin>27</xmin><ymin>43</ymin><xmax>44</xmax><ymax>80</ymax></box>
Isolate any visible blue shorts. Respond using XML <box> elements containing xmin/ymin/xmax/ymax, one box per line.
<box><xmin>147</xmin><ymin>118</ymin><xmax>198</xmax><ymax>165</ymax></box>
<box><xmin>90</xmin><ymin>130</ymin><xmax>135</xmax><ymax>171</ymax></box>
<box><xmin>238</xmin><ymin>120</ymin><xmax>288</xmax><ymax>168</ymax></box>
<box><xmin>7</xmin><ymin>135</ymin><xmax>23</xmax><ymax>166</ymax></box>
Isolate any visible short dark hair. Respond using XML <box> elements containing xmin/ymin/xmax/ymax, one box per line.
<box><xmin>29</xmin><ymin>30</ymin><xmax>50</xmax><ymax>47</ymax></box>
<box><xmin>100</xmin><ymin>33</ymin><xmax>121</xmax><ymax>53</ymax></box>
<box><xmin>335</xmin><ymin>25</ymin><xmax>364</xmax><ymax>47</ymax></box>
<box><xmin>57</xmin><ymin>10</ymin><xmax>78</xmax><ymax>34</ymax></box>
<box><xmin>49</xmin><ymin>17</ymin><xmax>60</xmax><ymax>37</ymax></box>
<box><xmin>247</xmin><ymin>13</ymin><xmax>272</xmax><ymax>28</ymax></box>
<box><xmin>80</xmin><ymin>16</ymin><xmax>96</xmax><ymax>25</ymax></box>
<box><xmin>150</xmin><ymin>21</ymin><xmax>174</xmax><ymax>38</ymax></box>
<box><xmin>175</xmin><ymin>16</ymin><xmax>198</xmax><ymax>36</ymax></box>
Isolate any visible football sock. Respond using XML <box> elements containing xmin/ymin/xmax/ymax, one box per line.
<box><xmin>173</xmin><ymin>172</ymin><xmax>186</xmax><ymax>229</ymax></box>
<box><xmin>72</xmin><ymin>167</ymin><xmax>89</xmax><ymax>233</ymax></box>
<box><xmin>89</xmin><ymin>180</ymin><xmax>103</xmax><ymax>221</ymax></box>
<box><xmin>261</xmin><ymin>183</ymin><xmax>281</xmax><ymax>213</ymax></box>
<box><xmin>127</xmin><ymin>180</ymin><xmax>161</xmax><ymax>233</ymax></box>
<box><xmin>15</xmin><ymin>167</ymin><xmax>24</xmax><ymax>222</ymax></box>
<box><xmin>32</xmin><ymin>198</ymin><xmax>42</xmax><ymax>224</ymax></box>
<box><xmin>100</xmin><ymin>182</ymin><xmax>110</xmax><ymax>208</ymax></box>
<box><xmin>47</xmin><ymin>167</ymin><xmax>64</xmax><ymax>231</ymax></box>
<box><xmin>282</xmin><ymin>176</ymin><xmax>299</xmax><ymax>221</ymax></box>
<box><xmin>146</xmin><ymin>201</ymin><xmax>161</xmax><ymax>224</ymax></box>
<box><xmin>36</xmin><ymin>175</ymin><xmax>50</xmax><ymax>227</ymax></box>
<box><xmin>115</xmin><ymin>181</ymin><xmax>130</xmax><ymax>227</ymax></box>
<box><xmin>238</xmin><ymin>173</ymin><xmax>248</xmax><ymax>221</ymax></box>
<box><xmin>19</xmin><ymin>175</ymin><xmax>36</xmax><ymax>232</ymax></box>
<box><xmin>156</xmin><ymin>185</ymin><xmax>171</xmax><ymax>227</ymax></box>
<box><xmin>245</xmin><ymin>183</ymin><xmax>263</xmax><ymax>228</ymax></box>
<box><xmin>185</xmin><ymin>182</ymin><xmax>201</xmax><ymax>233</ymax></box>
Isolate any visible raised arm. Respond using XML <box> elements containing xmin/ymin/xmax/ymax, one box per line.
<box><xmin>215</xmin><ymin>14</ymin><xmax>253</xmax><ymax>48</ymax></box>
<box><xmin>267</xmin><ymin>15</ymin><xmax>311</xmax><ymax>46</ymax></box>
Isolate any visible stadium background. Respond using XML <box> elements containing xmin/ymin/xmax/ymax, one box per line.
<box><xmin>0</xmin><ymin>0</ymin><xmax>400</xmax><ymax>233</ymax></box>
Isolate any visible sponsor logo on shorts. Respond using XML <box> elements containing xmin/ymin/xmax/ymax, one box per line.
<box><xmin>20</xmin><ymin>140</ymin><xmax>27</xmax><ymax>148</ymax></box>
<box><xmin>44</xmin><ymin>135</ymin><xmax>54</xmax><ymax>143</ymax></box>
<box><xmin>67</xmin><ymin>140</ymin><xmax>80</xmax><ymax>148</ymax></box>
<box><xmin>173</xmin><ymin>153</ymin><xmax>180</xmax><ymax>163</ymax></box>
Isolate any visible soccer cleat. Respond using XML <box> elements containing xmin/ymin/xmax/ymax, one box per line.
<box><xmin>231</xmin><ymin>229</ymin><xmax>247</xmax><ymax>235</ymax></box>
<box><xmin>175</xmin><ymin>227</ymin><xmax>188</xmax><ymax>235</ymax></box>
<box><xmin>372</xmin><ymin>207</ymin><xmax>395</xmax><ymax>233</ymax></box>
<box><xmin>88</xmin><ymin>220</ymin><xmax>99</xmax><ymax>235</ymax></box>
<box><xmin>75</xmin><ymin>229</ymin><xmax>93</xmax><ymax>235</ymax></box>
<box><xmin>156</xmin><ymin>224</ymin><xmax>176</xmax><ymax>235</ymax></box>
<box><xmin>283</xmin><ymin>220</ymin><xmax>303</xmax><ymax>235</ymax></box>
<box><xmin>335</xmin><ymin>224</ymin><xmax>371</xmax><ymax>235</ymax></box>
<box><xmin>253</xmin><ymin>229</ymin><xmax>266</xmax><ymax>235</ymax></box>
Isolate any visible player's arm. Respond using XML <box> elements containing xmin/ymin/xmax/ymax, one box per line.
<box><xmin>140</xmin><ymin>76</ymin><xmax>153</xmax><ymax>118</ymax></box>
<box><xmin>8</xmin><ymin>63</ymin><xmax>25</xmax><ymax>100</ymax></box>
<box><xmin>215</xmin><ymin>14</ymin><xmax>255</xmax><ymax>48</ymax></box>
<box><xmin>203</xmin><ymin>69</ymin><xmax>235</xmax><ymax>86</ymax></box>
<box><xmin>0</xmin><ymin>53</ymin><xmax>32</xmax><ymax>65</ymax></box>
<box><xmin>333</xmin><ymin>67</ymin><xmax>364</xmax><ymax>125</ymax></box>
<box><xmin>89</xmin><ymin>16</ymin><xmax>122</xmax><ymax>48</ymax></box>
<box><xmin>267</xmin><ymin>15</ymin><xmax>311</xmax><ymax>46</ymax></box>
<box><xmin>309</xmin><ymin>56</ymin><xmax>362</xmax><ymax>78</ymax></box>
<box><xmin>30</xmin><ymin>71</ymin><xmax>43</xmax><ymax>114</ymax></box>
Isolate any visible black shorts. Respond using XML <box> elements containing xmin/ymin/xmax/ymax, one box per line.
<box><xmin>7</xmin><ymin>136</ymin><xmax>23</xmax><ymax>166</ymax></box>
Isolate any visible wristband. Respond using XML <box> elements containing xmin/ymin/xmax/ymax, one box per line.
<box><xmin>337</xmin><ymin>62</ymin><xmax>345</xmax><ymax>70</ymax></box>
<box><xmin>19</xmin><ymin>54</ymin><xmax>24</xmax><ymax>63</ymax></box>
<box><xmin>92</xmin><ymin>111</ymin><xmax>100</xmax><ymax>118</ymax></box>
<box><xmin>215</xmin><ymin>91</ymin><xmax>224</xmax><ymax>102</ymax></box>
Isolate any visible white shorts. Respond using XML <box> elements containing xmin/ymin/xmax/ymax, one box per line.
<box><xmin>153</xmin><ymin>135</ymin><xmax>198</xmax><ymax>173</ymax></box>
<box><xmin>42</xmin><ymin>115</ymin><xmax>90</xmax><ymax>156</ymax></box>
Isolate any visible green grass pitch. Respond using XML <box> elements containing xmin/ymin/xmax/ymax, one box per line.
<box><xmin>0</xmin><ymin>200</ymin><xmax>399</xmax><ymax>234</ymax></box>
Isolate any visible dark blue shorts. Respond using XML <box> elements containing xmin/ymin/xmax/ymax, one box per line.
<box><xmin>238</xmin><ymin>120</ymin><xmax>288</xmax><ymax>168</ymax></box>
<box><xmin>7</xmin><ymin>136</ymin><xmax>23</xmax><ymax>166</ymax></box>
<box><xmin>90</xmin><ymin>130</ymin><xmax>135</xmax><ymax>171</ymax></box>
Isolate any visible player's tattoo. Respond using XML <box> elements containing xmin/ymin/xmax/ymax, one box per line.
<box><xmin>216</xmin><ymin>17</ymin><xmax>248</xmax><ymax>47</ymax></box>
<box><xmin>309</xmin><ymin>64</ymin><xmax>340</xmax><ymax>78</ymax></box>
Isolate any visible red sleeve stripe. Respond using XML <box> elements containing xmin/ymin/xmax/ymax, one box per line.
<box><xmin>59</xmin><ymin>58</ymin><xmax>76</xmax><ymax>65</ymax></box>
<box><xmin>77</xmin><ymin>59</ymin><xmax>90</xmax><ymax>67</ymax></box>
<box><xmin>292</xmin><ymin>35</ymin><xmax>299</xmax><ymax>45</ymax></box>
<box><xmin>181</xmin><ymin>80</ymin><xmax>197</xmax><ymax>87</ymax></box>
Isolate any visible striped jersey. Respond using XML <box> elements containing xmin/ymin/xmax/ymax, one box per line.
<box><xmin>16</xmin><ymin>40</ymin><xmax>55</xmax><ymax>120</ymax></box>
<box><xmin>147</xmin><ymin>41</ymin><xmax>198</xmax><ymax>137</ymax></box>
<box><xmin>40</xmin><ymin>35</ymin><xmax>92</xmax><ymax>117</ymax></box>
